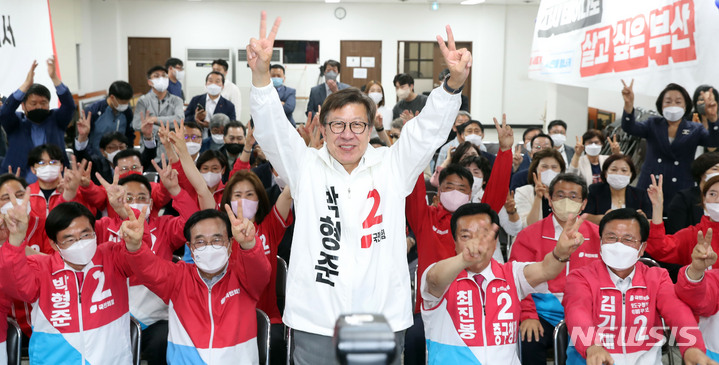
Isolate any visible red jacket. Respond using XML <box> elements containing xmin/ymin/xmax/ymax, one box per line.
<box><xmin>509</xmin><ymin>214</ymin><xmax>601</xmax><ymax>323</ymax></box>
<box><xmin>78</xmin><ymin>177</ymin><xmax>172</xmax><ymax>218</ymax></box>
<box><xmin>172</xmin><ymin>160</ymin><xmax>225</xmax><ymax>210</ymax></box>
<box><xmin>28</xmin><ymin>182</ymin><xmax>85</xmax><ymax>220</ymax></box>
<box><xmin>646</xmin><ymin>216</ymin><xmax>719</xmax><ymax>266</ymax></box>
<box><xmin>675</xmin><ymin>266</ymin><xmax>719</xmax><ymax>357</ymax></box>
<box><xmin>563</xmin><ymin>260</ymin><xmax>705</xmax><ymax>359</ymax></box>
<box><xmin>255</xmin><ymin>205</ymin><xmax>293</xmax><ymax>324</ymax></box>
<box><xmin>406</xmin><ymin>149</ymin><xmax>512</xmax><ymax>313</ymax></box>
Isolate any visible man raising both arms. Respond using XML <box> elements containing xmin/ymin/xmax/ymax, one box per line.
<box><xmin>247</xmin><ymin>11</ymin><xmax>472</xmax><ymax>365</ymax></box>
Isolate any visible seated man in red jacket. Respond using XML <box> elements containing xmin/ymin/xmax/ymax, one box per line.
<box><xmin>421</xmin><ymin>202</ymin><xmax>586</xmax><ymax>364</ymax></box>
<box><xmin>563</xmin><ymin>208</ymin><xmax>712</xmax><ymax>364</ymax></box>
<box><xmin>124</xmin><ymin>206</ymin><xmax>270</xmax><ymax>364</ymax></box>
<box><xmin>509</xmin><ymin>172</ymin><xmax>602</xmax><ymax>364</ymax></box>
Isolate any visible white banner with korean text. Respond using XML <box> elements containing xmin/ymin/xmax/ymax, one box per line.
<box><xmin>0</xmin><ymin>0</ymin><xmax>58</xmax><ymax>105</ymax></box>
<box><xmin>528</xmin><ymin>0</ymin><xmax>719</xmax><ymax>96</ymax></box>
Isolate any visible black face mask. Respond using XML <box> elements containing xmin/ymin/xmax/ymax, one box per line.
<box><xmin>447</xmin><ymin>130</ymin><xmax>457</xmax><ymax>142</ymax></box>
<box><xmin>26</xmin><ymin>108</ymin><xmax>51</xmax><ymax>124</ymax></box>
<box><xmin>225</xmin><ymin>143</ymin><xmax>244</xmax><ymax>155</ymax></box>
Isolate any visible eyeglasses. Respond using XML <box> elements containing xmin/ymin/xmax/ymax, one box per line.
<box><xmin>326</xmin><ymin>121</ymin><xmax>369</xmax><ymax>134</ymax></box>
<box><xmin>602</xmin><ymin>234</ymin><xmax>640</xmax><ymax>246</ymax></box>
<box><xmin>389</xmin><ymin>133</ymin><xmax>400</xmax><ymax>139</ymax></box>
<box><xmin>125</xmin><ymin>194</ymin><xmax>150</xmax><ymax>204</ymax></box>
<box><xmin>185</xmin><ymin>135</ymin><xmax>203</xmax><ymax>142</ymax></box>
<box><xmin>533</xmin><ymin>145</ymin><xmax>550</xmax><ymax>150</ymax></box>
<box><xmin>191</xmin><ymin>237</ymin><xmax>228</xmax><ymax>251</ymax></box>
<box><xmin>119</xmin><ymin>165</ymin><xmax>141</xmax><ymax>172</ymax></box>
<box><xmin>551</xmin><ymin>192</ymin><xmax>583</xmax><ymax>202</ymax></box>
<box><xmin>58</xmin><ymin>232</ymin><xmax>96</xmax><ymax>248</ymax></box>
<box><xmin>35</xmin><ymin>160</ymin><xmax>60</xmax><ymax>167</ymax></box>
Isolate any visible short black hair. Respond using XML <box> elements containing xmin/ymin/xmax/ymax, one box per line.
<box><xmin>205</xmin><ymin>71</ymin><xmax>225</xmax><ymax>85</ymax></box>
<box><xmin>320</xmin><ymin>88</ymin><xmax>376</xmax><ymax>129</ymax></box>
<box><xmin>113</xmin><ymin>149</ymin><xmax>142</xmax><ymax>166</ymax></box>
<box><xmin>108</xmin><ymin>81</ymin><xmax>133</xmax><ymax>100</ymax></box>
<box><xmin>212</xmin><ymin>59</ymin><xmax>229</xmax><ymax>72</ymax></box>
<box><xmin>146</xmin><ymin>65</ymin><xmax>168</xmax><ymax>79</ymax></box>
<box><xmin>183</xmin><ymin>121</ymin><xmax>202</xmax><ymax>134</ymax></box>
<box><xmin>323</xmin><ymin>59</ymin><xmax>341</xmax><ymax>73</ymax></box>
<box><xmin>451</xmin><ymin>142</ymin><xmax>481</xmax><ymax>165</ymax></box>
<box><xmin>582</xmin><ymin>129</ymin><xmax>604</xmax><ymax>144</ymax></box>
<box><xmin>600</xmin><ymin>154</ymin><xmax>637</xmax><ymax>183</ymax></box>
<box><xmin>196</xmin><ymin>150</ymin><xmax>229</xmax><ymax>171</ymax></box>
<box><xmin>655</xmin><ymin>83</ymin><xmax>692</xmax><ymax>121</ymax></box>
<box><xmin>692</xmin><ymin>85</ymin><xmax>719</xmax><ymax>114</ymax></box>
<box><xmin>183</xmin><ymin>209</ymin><xmax>232</xmax><ymax>242</ymax></box>
<box><xmin>270</xmin><ymin>64</ymin><xmax>285</xmax><ymax>73</ymax></box>
<box><xmin>522</xmin><ymin>127</ymin><xmax>543</xmax><ymax>142</ymax></box>
<box><xmin>99</xmin><ymin>132</ymin><xmax>129</xmax><ymax>150</ymax></box>
<box><xmin>457</xmin><ymin>120</ymin><xmax>484</xmax><ymax>135</ymax></box>
<box><xmin>393</xmin><ymin>73</ymin><xmax>414</xmax><ymax>87</ymax></box>
<box><xmin>28</xmin><ymin>144</ymin><xmax>64</xmax><ymax>167</ymax></box>
<box><xmin>438</xmin><ymin>164</ymin><xmax>474</xmax><ymax>187</ymax></box>
<box><xmin>46</xmin><ymin>202</ymin><xmax>96</xmax><ymax>242</ymax></box>
<box><xmin>460</xmin><ymin>155</ymin><xmax>491</xmax><ymax>185</ymax></box>
<box><xmin>599</xmin><ymin>208</ymin><xmax>649</xmax><ymax>243</ymax></box>
<box><xmin>369</xmin><ymin>137</ymin><xmax>387</xmax><ymax>147</ymax></box>
<box><xmin>0</xmin><ymin>173</ymin><xmax>27</xmax><ymax>190</ymax></box>
<box><xmin>531</xmin><ymin>133</ymin><xmax>555</xmax><ymax>148</ymax></box>
<box><xmin>691</xmin><ymin>152</ymin><xmax>719</xmax><ymax>183</ymax></box>
<box><xmin>118</xmin><ymin>173</ymin><xmax>152</xmax><ymax>194</ymax></box>
<box><xmin>547</xmin><ymin>120</ymin><xmax>567</xmax><ymax>132</ymax></box>
<box><xmin>165</xmin><ymin>58</ymin><xmax>183</xmax><ymax>69</ymax></box>
<box><xmin>450</xmin><ymin>203</ymin><xmax>499</xmax><ymax>241</ymax></box>
<box><xmin>548</xmin><ymin>173</ymin><xmax>588</xmax><ymax>200</ymax></box>
<box><xmin>23</xmin><ymin>84</ymin><xmax>51</xmax><ymax>103</ymax></box>
<box><xmin>224</xmin><ymin>121</ymin><xmax>246</xmax><ymax>137</ymax></box>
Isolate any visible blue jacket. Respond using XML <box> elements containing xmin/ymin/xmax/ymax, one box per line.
<box><xmin>84</xmin><ymin>99</ymin><xmax>134</xmax><ymax>156</ymax></box>
<box><xmin>184</xmin><ymin>94</ymin><xmax>236</xmax><ymax>123</ymax></box>
<box><xmin>306</xmin><ymin>82</ymin><xmax>350</xmax><ymax>115</ymax></box>
<box><xmin>276</xmin><ymin>85</ymin><xmax>297</xmax><ymax>126</ymax></box>
<box><xmin>584</xmin><ymin>182</ymin><xmax>652</xmax><ymax>217</ymax></box>
<box><xmin>622</xmin><ymin>110</ymin><xmax>719</xmax><ymax>210</ymax></box>
<box><xmin>0</xmin><ymin>85</ymin><xmax>75</xmax><ymax>181</ymax></box>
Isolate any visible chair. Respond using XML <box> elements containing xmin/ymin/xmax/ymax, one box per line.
<box><xmin>6</xmin><ymin>318</ymin><xmax>21</xmax><ymax>365</ymax></box>
<box><xmin>130</xmin><ymin>317</ymin><xmax>142</xmax><ymax>365</ymax></box>
<box><xmin>553</xmin><ymin>320</ymin><xmax>568</xmax><ymax>365</ymax></box>
<box><xmin>276</xmin><ymin>256</ymin><xmax>288</xmax><ymax>314</ymax></box>
<box><xmin>257</xmin><ymin>308</ymin><xmax>271</xmax><ymax>365</ymax></box>
<box><xmin>638</xmin><ymin>257</ymin><xmax>660</xmax><ymax>268</ymax></box>
<box><xmin>172</xmin><ymin>255</ymin><xmax>182</xmax><ymax>263</ymax></box>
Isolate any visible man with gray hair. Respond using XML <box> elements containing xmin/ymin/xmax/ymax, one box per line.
<box><xmin>201</xmin><ymin>113</ymin><xmax>231</xmax><ymax>152</ymax></box>
<box><xmin>433</xmin><ymin>110</ymin><xmax>472</xmax><ymax>172</ymax></box>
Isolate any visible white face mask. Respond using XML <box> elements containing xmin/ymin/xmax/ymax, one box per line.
<box><xmin>606</xmin><ymin>174</ymin><xmax>631</xmax><ymax>190</ymax></box>
<box><xmin>550</xmin><ymin>133</ymin><xmax>566</xmax><ymax>147</ymax></box>
<box><xmin>193</xmin><ymin>245</ymin><xmax>230</xmax><ymax>274</ymax></box>
<box><xmin>0</xmin><ymin>199</ymin><xmax>31</xmax><ymax>215</ymax></box>
<box><xmin>58</xmin><ymin>237</ymin><xmax>97</xmax><ymax>266</ymax></box>
<box><xmin>174</xmin><ymin>69</ymin><xmax>185</xmax><ymax>81</ymax></box>
<box><xmin>464</xmin><ymin>134</ymin><xmax>483</xmax><ymax>147</ymax></box>
<box><xmin>211</xmin><ymin>134</ymin><xmax>225</xmax><ymax>145</ymax></box>
<box><xmin>105</xmin><ymin>149</ymin><xmax>121</xmax><ymax>164</ymax></box>
<box><xmin>202</xmin><ymin>172</ymin><xmax>222</xmax><ymax>188</ymax></box>
<box><xmin>706</xmin><ymin>203</ymin><xmax>719</xmax><ymax>222</ymax></box>
<box><xmin>128</xmin><ymin>203</ymin><xmax>151</xmax><ymax>220</ymax></box>
<box><xmin>368</xmin><ymin>92</ymin><xmax>383</xmax><ymax>105</ymax></box>
<box><xmin>540</xmin><ymin>169</ymin><xmax>559</xmax><ymax>187</ymax></box>
<box><xmin>206</xmin><ymin>83</ymin><xmax>222</xmax><ymax>96</ymax></box>
<box><xmin>396</xmin><ymin>88</ymin><xmax>411</xmax><ymax>101</ymax></box>
<box><xmin>584</xmin><ymin>143</ymin><xmax>602</xmax><ymax>157</ymax></box>
<box><xmin>115</xmin><ymin>103</ymin><xmax>129</xmax><ymax>112</ymax></box>
<box><xmin>35</xmin><ymin>165</ymin><xmax>61</xmax><ymax>182</ymax></box>
<box><xmin>705</xmin><ymin>172</ymin><xmax>719</xmax><ymax>182</ymax></box>
<box><xmin>601</xmin><ymin>241</ymin><xmax>640</xmax><ymax>271</ymax></box>
<box><xmin>663</xmin><ymin>106</ymin><xmax>685</xmax><ymax>122</ymax></box>
<box><xmin>439</xmin><ymin>189</ymin><xmax>470</xmax><ymax>212</ymax></box>
<box><xmin>231</xmin><ymin>198</ymin><xmax>259</xmax><ymax>220</ymax></box>
<box><xmin>186</xmin><ymin>142</ymin><xmax>202</xmax><ymax>156</ymax></box>
<box><xmin>152</xmin><ymin>77</ymin><xmax>169</xmax><ymax>92</ymax></box>
<box><xmin>551</xmin><ymin>198</ymin><xmax>583</xmax><ymax>222</ymax></box>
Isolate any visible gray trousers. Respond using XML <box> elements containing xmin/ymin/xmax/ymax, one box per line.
<box><xmin>292</xmin><ymin>329</ymin><xmax>405</xmax><ymax>365</ymax></box>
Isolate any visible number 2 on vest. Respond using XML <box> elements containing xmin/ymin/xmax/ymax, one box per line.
<box><xmin>361</xmin><ymin>189</ymin><xmax>383</xmax><ymax>248</ymax></box>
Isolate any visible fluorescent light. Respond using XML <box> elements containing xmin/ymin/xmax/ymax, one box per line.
<box><xmin>325</xmin><ymin>0</ymin><xmax>340</xmax><ymax>3</ymax></box>
<box><xmin>461</xmin><ymin>0</ymin><xmax>486</xmax><ymax>4</ymax></box>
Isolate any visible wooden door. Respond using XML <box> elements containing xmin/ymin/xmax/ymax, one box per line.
<box><xmin>339</xmin><ymin>41</ymin><xmax>382</xmax><ymax>90</ymax></box>
<box><xmin>127</xmin><ymin>37</ymin><xmax>171</xmax><ymax>96</ymax></box>
<box><xmin>433</xmin><ymin>41</ymin><xmax>472</xmax><ymax>111</ymax></box>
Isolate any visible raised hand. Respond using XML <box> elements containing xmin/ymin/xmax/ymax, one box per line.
<box><xmin>168</xmin><ymin>120</ymin><xmax>190</xmax><ymax>157</ymax></box>
<box><xmin>62</xmin><ymin>155</ymin><xmax>85</xmax><ymax>200</ymax></box>
<box><xmin>157</xmin><ymin>120</ymin><xmax>179</xmax><ymax>164</ymax></box>
<box><xmin>607</xmin><ymin>135</ymin><xmax>621</xmax><ymax>155</ymax></box>
<box><xmin>574</xmin><ymin>136</ymin><xmax>584</xmax><ymax>156</ymax></box>
<box><xmin>20</xmin><ymin>60</ymin><xmax>38</xmax><ymax>92</ymax></box>
<box><xmin>505</xmin><ymin>191</ymin><xmax>516</xmax><ymax>214</ymax></box>
<box><xmin>119</xmin><ymin>203</ymin><xmax>147</xmax><ymax>252</ymax></box>
<box><xmin>7</xmin><ymin>166</ymin><xmax>20</xmax><ymax>177</ymax></box>
<box><xmin>247</xmin><ymin>11</ymin><xmax>282</xmax><ymax>86</ymax></box>
<box><xmin>459</xmin><ymin>220</ymin><xmax>498</xmax><ymax>267</ymax></box>
<box><xmin>246</xmin><ymin>122</ymin><xmax>257</xmax><ymax>148</ymax></box>
<box><xmin>555</xmin><ymin>214</ymin><xmax>586</xmax><ymax>259</ymax></box>
<box><xmin>327</xmin><ymin>79</ymin><xmax>339</xmax><ymax>93</ymax></box>
<box><xmin>512</xmin><ymin>145</ymin><xmax>523</xmax><ymax>172</ymax></box>
<box><xmin>97</xmin><ymin>167</ymin><xmax>127</xmax><ymax>217</ymax></box>
<box><xmin>533</xmin><ymin>172</ymin><xmax>548</xmax><ymax>199</ymax></box>
<box><xmin>151</xmin><ymin>153</ymin><xmax>180</xmax><ymax>196</ymax></box>
<box><xmin>224</xmin><ymin>202</ymin><xmax>257</xmax><ymax>249</ymax></box>
<box><xmin>701</xmin><ymin>88</ymin><xmax>718</xmax><ymax>123</ymax></box>
<box><xmin>140</xmin><ymin>111</ymin><xmax>155</xmax><ymax>140</ymax></box>
<box><xmin>436</xmin><ymin>25</ymin><xmax>472</xmax><ymax>90</ymax></box>
<box><xmin>79</xmin><ymin>160</ymin><xmax>93</xmax><ymax>188</ymax></box>
<box><xmin>493</xmin><ymin>114</ymin><xmax>514</xmax><ymax>152</ymax></box>
<box><xmin>4</xmin><ymin>192</ymin><xmax>29</xmax><ymax>246</ymax></box>
<box><xmin>688</xmin><ymin>229</ymin><xmax>716</xmax><ymax>280</ymax></box>
<box><xmin>646</xmin><ymin>174</ymin><xmax>663</xmax><ymax>208</ymax></box>
<box><xmin>374</xmin><ymin>111</ymin><xmax>384</xmax><ymax>130</ymax></box>
<box><xmin>194</xmin><ymin>106</ymin><xmax>207</xmax><ymax>125</ymax></box>
<box><xmin>400</xmin><ymin>109</ymin><xmax>417</xmax><ymax>124</ymax></box>
<box><xmin>621</xmin><ymin>79</ymin><xmax>634</xmax><ymax>113</ymax></box>
<box><xmin>76</xmin><ymin>110</ymin><xmax>92</xmax><ymax>142</ymax></box>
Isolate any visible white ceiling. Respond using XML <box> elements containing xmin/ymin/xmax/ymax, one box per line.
<box><xmin>170</xmin><ymin>0</ymin><xmax>538</xmax><ymax>4</ymax></box>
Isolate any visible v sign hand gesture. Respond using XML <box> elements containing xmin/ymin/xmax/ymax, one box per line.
<box><xmin>120</xmin><ymin>203</ymin><xmax>147</xmax><ymax>252</ymax></box>
<box><xmin>687</xmin><ymin>229</ymin><xmax>716</xmax><ymax>280</ymax></box>
<box><xmin>225</xmin><ymin>203</ymin><xmax>257</xmax><ymax>250</ymax></box>
<box><xmin>621</xmin><ymin>79</ymin><xmax>635</xmax><ymax>114</ymax></box>
<box><xmin>247</xmin><ymin>11</ymin><xmax>282</xmax><ymax>87</ymax></box>
<box><xmin>437</xmin><ymin>25</ymin><xmax>472</xmax><ymax>91</ymax></box>
<box><xmin>4</xmin><ymin>193</ymin><xmax>29</xmax><ymax>247</ymax></box>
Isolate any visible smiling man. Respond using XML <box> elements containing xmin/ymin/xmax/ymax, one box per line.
<box><xmin>247</xmin><ymin>12</ymin><xmax>472</xmax><ymax>364</ymax></box>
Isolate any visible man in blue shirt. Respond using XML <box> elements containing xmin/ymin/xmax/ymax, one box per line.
<box><xmin>0</xmin><ymin>58</ymin><xmax>75</xmax><ymax>183</ymax></box>
<box><xmin>166</xmin><ymin>58</ymin><xmax>185</xmax><ymax>101</ymax></box>
<box><xmin>270</xmin><ymin>64</ymin><xmax>297</xmax><ymax>126</ymax></box>
<box><xmin>82</xmin><ymin>81</ymin><xmax>135</xmax><ymax>157</ymax></box>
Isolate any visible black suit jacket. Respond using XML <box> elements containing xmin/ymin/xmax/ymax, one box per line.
<box><xmin>585</xmin><ymin>182</ymin><xmax>653</xmax><ymax>216</ymax></box>
<box><xmin>184</xmin><ymin>94</ymin><xmax>237</xmax><ymax>122</ymax></box>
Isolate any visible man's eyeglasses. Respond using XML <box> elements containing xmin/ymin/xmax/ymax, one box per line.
<box><xmin>58</xmin><ymin>232</ymin><xmax>96</xmax><ymax>248</ymax></box>
<box><xmin>119</xmin><ymin>165</ymin><xmax>141</xmax><ymax>172</ymax></box>
<box><xmin>185</xmin><ymin>135</ymin><xmax>203</xmax><ymax>142</ymax></box>
<box><xmin>191</xmin><ymin>237</ymin><xmax>228</xmax><ymax>250</ymax></box>
<box><xmin>326</xmin><ymin>121</ymin><xmax>369</xmax><ymax>135</ymax></box>
<box><xmin>35</xmin><ymin>160</ymin><xmax>60</xmax><ymax>167</ymax></box>
<box><xmin>602</xmin><ymin>234</ymin><xmax>640</xmax><ymax>246</ymax></box>
<box><xmin>551</xmin><ymin>192</ymin><xmax>583</xmax><ymax>202</ymax></box>
<box><xmin>126</xmin><ymin>194</ymin><xmax>150</xmax><ymax>204</ymax></box>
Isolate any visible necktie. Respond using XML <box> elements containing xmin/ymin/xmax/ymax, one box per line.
<box><xmin>474</xmin><ymin>274</ymin><xmax>486</xmax><ymax>304</ymax></box>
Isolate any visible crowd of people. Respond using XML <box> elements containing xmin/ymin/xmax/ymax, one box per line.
<box><xmin>1</xmin><ymin>10</ymin><xmax>719</xmax><ymax>365</ymax></box>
